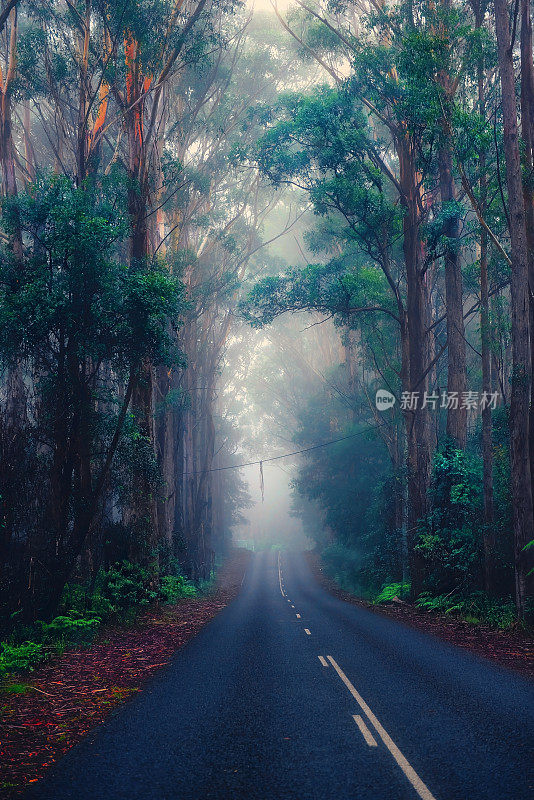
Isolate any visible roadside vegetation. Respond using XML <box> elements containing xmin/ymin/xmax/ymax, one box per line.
<box><xmin>1</xmin><ymin>560</ymin><xmax>200</xmax><ymax>679</ymax></box>
<box><xmin>236</xmin><ymin>0</ymin><xmax>534</xmax><ymax>630</ymax></box>
<box><xmin>0</xmin><ymin>0</ymin><xmax>534</xmax><ymax>688</ymax></box>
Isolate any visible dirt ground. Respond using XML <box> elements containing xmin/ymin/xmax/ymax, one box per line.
<box><xmin>0</xmin><ymin>548</ymin><xmax>251</xmax><ymax>798</ymax></box>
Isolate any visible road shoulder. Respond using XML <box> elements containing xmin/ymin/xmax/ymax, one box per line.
<box><xmin>305</xmin><ymin>551</ymin><xmax>534</xmax><ymax>681</ymax></box>
<box><xmin>0</xmin><ymin>548</ymin><xmax>251</xmax><ymax>799</ymax></box>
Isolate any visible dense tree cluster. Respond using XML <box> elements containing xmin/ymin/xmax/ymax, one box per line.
<box><xmin>1</xmin><ymin>0</ymin><xmax>533</xmax><ymax>643</ymax></box>
<box><xmin>240</xmin><ymin>0</ymin><xmax>534</xmax><ymax>618</ymax></box>
<box><xmin>0</xmin><ymin>0</ymin><xmax>299</xmax><ymax>633</ymax></box>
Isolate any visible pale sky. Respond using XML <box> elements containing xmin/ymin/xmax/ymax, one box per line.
<box><xmin>248</xmin><ymin>0</ymin><xmax>294</xmax><ymax>14</ymax></box>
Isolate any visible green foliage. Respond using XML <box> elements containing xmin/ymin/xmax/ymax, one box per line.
<box><xmin>0</xmin><ymin>559</ymin><xmax>201</xmax><ymax>676</ymax></box>
<box><xmin>0</xmin><ymin>175</ymin><xmax>182</xmax><ymax>375</ymax></box>
<box><xmin>57</xmin><ymin>559</ymin><xmax>200</xmax><ymax>625</ymax></box>
<box><xmin>197</xmin><ymin>573</ymin><xmax>217</xmax><ymax>594</ymax></box>
<box><xmin>525</xmin><ymin>540</ymin><xmax>534</xmax><ymax>576</ymax></box>
<box><xmin>159</xmin><ymin>575</ymin><xmax>197</xmax><ymax>602</ymax></box>
<box><xmin>416</xmin><ymin>447</ymin><xmax>483</xmax><ymax>594</ymax></box>
<box><xmin>321</xmin><ymin>544</ymin><xmax>373</xmax><ymax>599</ymax></box>
<box><xmin>415</xmin><ymin>592</ymin><xmax>520</xmax><ymax>630</ymax></box>
<box><xmin>374</xmin><ymin>582</ymin><xmax>410</xmax><ymax>604</ymax></box>
<box><xmin>291</xmin><ymin>376</ymin><xmax>398</xmax><ymax>595</ymax></box>
<box><xmin>0</xmin><ymin>608</ymin><xmax>104</xmax><ymax>676</ymax></box>
<box><xmin>252</xmin><ymin>84</ymin><xmax>401</xmax><ymax>266</ymax></box>
<box><xmin>238</xmin><ymin>0</ymin><xmax>523</xmax><ymax>627</ymax></box>
<box><xmin>0</xmin><ymin>175</ymin><xmax>185</xmax><ymax>625</ymax></box>
<box><xmin>101</xmin><ymin>561</ymin><xmax>157</xmax><ymax>613</ymax></box>
<box><xmin>0</xmin><ymin>642</ymin><xmax>46</xmax><ymax>676</ymax></box>
<box><xmin>241</xmin><ymin>258</ymin><xmax>397</xmax><ymax>330</ymax></box>
<box><xmin>1</xmin><ymin>682</ymin><xmax>35</xmax><ymax>694</ymax></box>
<box><xmin>40</xmin><ymin>613</ymin><xmax>101</xmax><ymax>646</ymax></box>
<box><xmin>60</xmin><ymin>581</ymin><xmax>115</xmax><ymax>621</ymax></box>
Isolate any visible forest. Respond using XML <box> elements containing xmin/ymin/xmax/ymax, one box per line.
<box><xmin>0</xmin><ymin>0</ymin><xmax>534</xmax><ymax>679</ymax></box>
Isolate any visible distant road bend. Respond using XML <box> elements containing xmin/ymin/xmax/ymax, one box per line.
<box><xmin>27</xmin><ymin>551</ymin><xmax>534</xmax><ymax>800</ymax></box>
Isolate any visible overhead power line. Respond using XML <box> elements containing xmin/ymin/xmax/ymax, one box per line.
<box><xmin>183</xmin><ymin>422</ymin><xmax>385</xmax><ymax>476</ymax></box>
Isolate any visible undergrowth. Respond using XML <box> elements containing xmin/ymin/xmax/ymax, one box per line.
<box><xmin>1</xmin><ymin>560</ymin><xmax>204</xmax><ymax>679</ymax></box>
<box><xmin>414</xmin><ymin>591</ymin><xmax>522</xmax><ymax>629</ymax></box>
<box><xmin>373</xmin><ymin>582</ymin><xmax>411</xmax><ymax>604</ymax></box>
<box><xmin>321</xmin><ymin>543</ymin><xmax>375</xmax><ymax>599</ymax></box>
<box><xmin>322</xmin><ymin>551</ymin><xmax>526</xmax><ymax>631</ymax></box>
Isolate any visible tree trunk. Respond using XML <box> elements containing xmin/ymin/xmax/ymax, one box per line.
<box><xmin>519</xmin><ymin>0</ymin><xmax>534</xmax><ymax>559</ymax></box>
<box><xmin>125</xmin><ymin>52</ymin><xmax>159</xmax><ymax>567</ymax></box>
<box><xmin>494</xmin><ymin>0</ymin><xmax>534</xmax><ymax>617</ymax></box>
<box><xmin>436</xmin><ymin>1</ymin><xmax>467</xmax><ymax>448</ymax></box>
<box><xmin>398</xmin><ymin>137</ymin><xmax>432</xmax><ymax>598</ymax></box>
<box><xmin>0</xmin><ymin>9</ymin><xmax>26</xmax><ymax>429</ymax></box>
<box><xmin>475</xmin><ymin>2</ymin><xmax>495</xmax><ymax>592</ymax></box>
<box><xmin>438</xmin><ymin>143</ymin><xmax>467</xmax><ymax>447</ymax></box>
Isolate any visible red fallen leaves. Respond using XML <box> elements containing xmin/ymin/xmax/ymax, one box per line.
<box><xmin>306</xmin><ymin>553</ymin><xmax>534</xmax><ymax>680</ymax></box>
<box><xmin>0</xmin><ymin>550</ymin><xmax>251</xmax><ymax>799</ymax></box>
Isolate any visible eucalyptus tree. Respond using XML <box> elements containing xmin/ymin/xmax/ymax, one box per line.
<box><xmin>493</xmin><ymin>0</ymin><xmax>533</xmax><ymax>616</ymax></box>
<box><xmin>0</xmin><ymin>0</ymin><xmax>265</xmax><ymax>619</ymax></box>
<box><xmin>241</xmin><ymin>77</ymin><xmax>432</xmax><ymax>589</ymax></box>
<box><xmin>0</xmin><ymin>176</ymin><xmax>180</xmax><ymax>621</ymax></box>
<box><xmin>142</xmin><ymin>10</ymin><xmax>308</xmax><ymax>577</ymax></box>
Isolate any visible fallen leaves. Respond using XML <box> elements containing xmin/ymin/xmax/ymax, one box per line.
<box><xmin>0</xmin><ymin>549</ymin><xmax>251</xmax><ymax>799</ymax></box>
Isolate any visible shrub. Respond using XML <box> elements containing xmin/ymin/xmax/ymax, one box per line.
<box><xmin>101</xmin><ymin>561</ymin><xmax>157</xmax><ymax>613</ymax></box>
<box><xmin>321</xmin><ymin>543</ymin><xmax>373</xmax><ymax>598</ymax></box>
<box><xmin>2</xmin><ymin>682</ymin><xmax>34</xmax><ymax>694</ymax></box>
<box><xmin>416</xmin><ymin>447</ymin><xmax>482</xmax><ymax>594</ymax></box>
<box><xmin>159</xmin><ymin>575</ymin><xmax>197</xmax><ymax>603</ymax></box>
<box><xmin>0</xmin><ymin>641</ymin><xmax>46</xmax><ymax>675</ymax></box>
<box><xmin>40</xmin><ymin>613</ymin><xmax>101</xmax><ymax>645</ymax></box>
<box><xmin>415</xmin><ymin>591</ymin><xmax>520</xmax><ymax>629</ymax></box>
<box><xmin>60</xmin><ymin>582</ymin><xmax>88</xmax><ymax>614</ymax></box>
<box><xmin>374</xmin><ymin>581</ymin><xmax>410</xmax><ymax>604</ymax></box>
<box><xmin>197</xmin><ymin>573</ymin><xmax>215</xmax><ymax>594</ymax></box>
<box><xmin>89</xmin><ymin>593</ymin><xmax>116</xmax><ymax>619</ymax></box>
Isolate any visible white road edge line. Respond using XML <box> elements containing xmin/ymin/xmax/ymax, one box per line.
<box><xmin>327</xmin><ymin>656</ymin><xmax>437</xmax><ymax>800</ymax></box>
<box><xmin>353</xmin><ymin>715</ymin><xmax>377</xmax><ymax>747</ymax></box>
<box><xmin>304</xmin><ymin>628</ymin><xmax>311</xmax><ymax>635</ymax></box>
<box><xmin>318</xmin><ymin>656</ymin><xmax>328</xmax><ymax>667</ymax></box>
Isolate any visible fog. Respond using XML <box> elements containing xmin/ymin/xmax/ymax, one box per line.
<box><xmin>233</xmin><ymin>462</ymin><xmax>312</xmax><ymax>551</ymax></box>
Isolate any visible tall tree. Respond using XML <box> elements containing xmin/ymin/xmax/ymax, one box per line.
<box><xmin>494</xmin><ymin>0</ymin><xmax>533</xmax><ymax>617</ymax></box>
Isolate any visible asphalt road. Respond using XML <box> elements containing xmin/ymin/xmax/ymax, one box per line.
<box><xmin>26</xmin><ymin>551</ymin><xmax>534</xmax><ymax>800</ymax></box>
